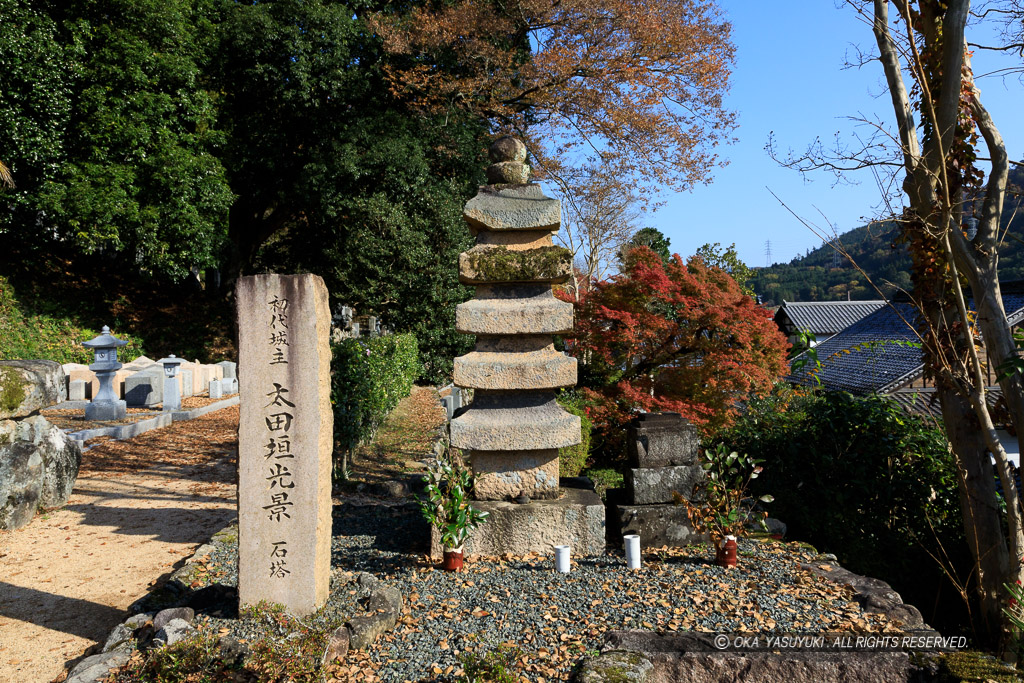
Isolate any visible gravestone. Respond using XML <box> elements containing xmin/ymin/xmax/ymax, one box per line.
<box><xmin>236</xmin><ymin>274</ymin><xmax>333</xmax><ymax>616</ymax></box>
<box><xmin>613</xmin><ymin>412</ymin><xmax>708</xmax><ymax>548</ymax></box>
<box><xmin>209</xmin><ymin>379</ymin><xmax>223</xmax><ymax>399</ymax></box>
<box><xmin>216</xmin><ymin>361</ymin><xmax>237</xmax><ymax>380</ymax></box>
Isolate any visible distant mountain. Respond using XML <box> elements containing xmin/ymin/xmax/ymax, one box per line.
<box><xmin>752</xmin><ymin>168</ymin><xmax>1024</xmax><ymax>305</ymax></box>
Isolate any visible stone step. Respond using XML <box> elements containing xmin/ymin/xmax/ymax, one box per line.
<box><xmin>454</xmin><ymin>348</ymin><xmax>576</xmax><ymax>390</ymax></box>
<box><xmin>456</xmin><ymin>295</ymin><xmax>573</xmax><ymax>335</ymax></box>
<box><xmin>458</xmin><ymin>245</ymin><xmax>572</xmax><ymax>285</ymax></box>
<box><xmin>450</xmin><ymin>391</ymin><xmax>581</xmax><ymax>451</ymax></box>
<box><xmin>463</xmin><ymin>185</ymin><xmax>561</xmax><ymax>234</ymax></box>
<box><xmin>626</xmin><ymin>465</ymin><xmax>706</xmax><ymax>505</ymax></box>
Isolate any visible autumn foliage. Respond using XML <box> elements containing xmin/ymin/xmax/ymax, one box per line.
<box><xmin>563</xmin><ymin>247</ymin><xmax>789</xmax><ymax>439</ymax></box>
<box><xmin>369</xmin><ymin>0</ymin><xmax>736</xmax><ymax>198</ymax></box>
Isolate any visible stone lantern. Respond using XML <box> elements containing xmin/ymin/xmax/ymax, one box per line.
<box><xmin>83</xmin><ymin>325</ymin><xmax>128</xmax><ymax>421</ymax></box>
<box><xmin>158</xmin><ymin>354</ymin><xmax>184</xmax><ymax>411</ymax></box>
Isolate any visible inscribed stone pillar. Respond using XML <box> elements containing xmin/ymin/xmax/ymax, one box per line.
<box><xmin>236</xmin><ymin>274</ymin><xmax>333</xmax><ymax>616</ymax></box>
<box><xmin>451</xmin><ymin>137</ymin><xmax>580</xmax><ymax>501</ymax></box>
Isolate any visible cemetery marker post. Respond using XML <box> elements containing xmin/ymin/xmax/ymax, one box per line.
<box><xmin>236</xmin><ymin>274</ymin><xmax>333</xmax><ymax>616</ymax></box>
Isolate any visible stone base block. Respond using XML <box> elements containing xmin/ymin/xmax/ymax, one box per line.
<box><xmin>626</xmin><ymin>465</ymin><xmax>705</xmax><ymax>505</ymax></box>
<box><xmin>614</xmin><ymin>504</ymin><xmax>709</xmax><ymax>548</ymax></box>
<box><xmin>470</xmin><ymin>449</ymin><xmax>559</xmax><ymax>500</ymax></box>
<box><xmin>85</xmin><ymin>400</ymin><xmax>127</xmax><ymax>422</ymax></box>
<box><xmin>430</xmin><ymin>481</ymin><xmax>605</xmax><ymax>558</ymax></box>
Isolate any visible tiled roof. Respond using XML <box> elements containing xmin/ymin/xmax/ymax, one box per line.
<box><xmin>886</xmin><ymin>386</ymin><xmax>1005</xmax><ymax>421</ymax></box>
<box><xmin>775</xmin><ymin>300</ymin><xmax>887</xmax><ymax>337</ymax></box>
<box><xmin>788</xmin><ymin>282</ymin><xmax>1024</xmax><ymax>394</ymax></box>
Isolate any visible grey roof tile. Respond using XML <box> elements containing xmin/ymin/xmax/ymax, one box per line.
<box><xmin>775</xmin><ymin>300</ymin><xmax>887</xmax><ymax>336</ymax></box>
<box><xmin>788</xmin><ymin>283</ymin><xmax>1024</xmax><ymax>394</ymax></box>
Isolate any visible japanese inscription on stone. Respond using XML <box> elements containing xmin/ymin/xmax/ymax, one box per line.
<box><xmin>237</xmin><ymin>274</ymin><xmax>333</xmax><ymax>616</ymax></box>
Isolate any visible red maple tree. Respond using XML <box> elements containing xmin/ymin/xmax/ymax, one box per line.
<box><xmin>564</xmin><ymin>247</ymin><xmax>789</xmax><ymax>435</ymax></box>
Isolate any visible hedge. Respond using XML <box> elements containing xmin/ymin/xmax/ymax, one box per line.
<box><xmin>330</xmin><ymin>333</ymin><xmax>421</xmax><ymax>466</ymax></box>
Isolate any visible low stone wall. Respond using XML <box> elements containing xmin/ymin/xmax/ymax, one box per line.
<box><xmin>574</xmin><ymin>553</ymin><xmax>941</xmax><ymax>683</ymax></box>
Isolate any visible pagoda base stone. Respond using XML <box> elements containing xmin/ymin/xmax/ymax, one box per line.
<box><xmin>613</xmin><ymin>504</ymin><xmax>710</xmax><ymax>549</ymax></box>
<box><xmin>430</xmin><ymin>480</ymin><xmax>605</xmax><ymax>558</ymax></box>
<box><xmin>85</xmin><ymin>400</ymin><xmax>126</xmax><ymax>422</ymax></box>
<box><xmin>470</xmin><ymin>449</ymin><xmax>560</xmax><ymax>500</ymax></box>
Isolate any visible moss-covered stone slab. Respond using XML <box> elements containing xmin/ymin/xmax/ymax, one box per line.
<box><xmin>463</xmin><ymin>185</ymin><xmax>561</xmax><ymax>233</ymax></box>
<box><xmin>459</xmin><ymin>245</ymin><xmax>572</xmax><ymax>285</ymax></box>
<box><xmin>0</xmin><ymin>360</ymin><xmax>66</xmax><ymax>420</ymax></box>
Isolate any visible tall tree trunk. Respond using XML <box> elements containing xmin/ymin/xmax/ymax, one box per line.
<box><xmin>941</xmin><ymin>385</ymin><xmax>1012</xmax><ymax>644</ymax></box>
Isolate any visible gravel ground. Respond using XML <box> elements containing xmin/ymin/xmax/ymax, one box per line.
<box><xmin>184</xmin><ymin>499</ymin><xmax>895</xmax><ymax>682</ymax></box>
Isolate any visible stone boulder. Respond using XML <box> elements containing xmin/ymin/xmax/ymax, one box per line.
<box><xmin>16</xmin><ymin>415</ymin><xmax>82</xmax><ymax>507</ymax></box>
<box><xmin>0</xmin><ymin>441</ymin><xmax>43</xmax><ymax>530</ymax></box>
<box><xmin>0</xmin><ymin>360</ymin><xmax>66</xmax><ymax>419</ymax></box>
<box><xmin>0</xmin><ymin>414</ymin><xmax>82</xmax><ymax>529</ymax></box>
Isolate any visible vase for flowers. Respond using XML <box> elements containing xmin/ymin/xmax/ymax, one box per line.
<box><xmin>442</xmin><ymin>545</ymin><xmax>465</xmax><ymax>572</ymax></box>
<box><xmin>715</xmin><ymin>535</ymin><xmax>738</xmax><ymax>568</ymax></box>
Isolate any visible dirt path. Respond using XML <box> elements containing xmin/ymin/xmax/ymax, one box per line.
<box><xmin>0</xmin><ymin>406</ymin><xmax>239</xmax><ymax>683</ymax></box>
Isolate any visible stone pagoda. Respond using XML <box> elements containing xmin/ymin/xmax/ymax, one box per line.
<box><xmin>443</xmin><ymin>136</ymin><xmax>605</xmax><ymax>556</ymax></box>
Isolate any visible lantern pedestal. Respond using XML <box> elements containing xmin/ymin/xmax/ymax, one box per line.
<box><xmin>85</xmin><ymin>398</ymin><xmax>127</xmax><ymax>422</ymax></box>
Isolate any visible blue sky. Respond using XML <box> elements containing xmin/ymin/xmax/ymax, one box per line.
<box><xmin>647</xmin><ymin>3</ymin><xmax>1024</xmax><ymax>268</ymax></box>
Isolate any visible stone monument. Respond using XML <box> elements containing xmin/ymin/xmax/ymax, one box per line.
<box><xmin>236</xmin><ymin>274</ymin><xmax>333</xmax><ymax>616</ymax></box>
<box><xmin>444</xmin><ymin>136</ymin><xmax>605</xmax><ymax>556</ymax></box>
<box><xmin>611</xmin><ymin>413</ymin><xmax>709</xmax><ymax>547</ymax></box>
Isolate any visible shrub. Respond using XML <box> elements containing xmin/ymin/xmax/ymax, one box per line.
<box><xmin>330</xmin><ymin>333</ymin><xmax>421</xmax><ymax>474</ymax></box>
<box><xmin>713</xmin><ymin>386</ymin><xmax>970</xmax><ymax>634</ymax></box>
<box><xmin>0</xmin><ymin>276</ymin><xmax>146</xmax><ymax>363</ymax></box>
<box><xmin>556</xmin><ymin>390</ymin><xmax>593</xmax><ymax>477</ymax></box>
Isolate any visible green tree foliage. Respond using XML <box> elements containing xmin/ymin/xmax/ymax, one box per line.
<box><xmin>714</xmin><ymin>387</ymin><xmax>971</xmax><ymax>634</ymax></box>
<box><xmin>214</xmin><ymin>0</ymin><xmax>487</xmax><ymax>381</ymax></box>
<box><xmin>1</xmin><ymin>0</ymin><xmax>234</xmax><ymax>280</ymax></box>
<box><xmin>0</xmin><ymin>0</ymin><xmax>76</xmax><ymax>230</ymax></box>
<box><xmin>694</xmin><ymin>242</ymin><xmax>754</xmax><ymax>295</ymax></box>
<box><xmin>620</xmin><ymin>226</ymin><xmax>671</xmax><ymax>265</ymax></box>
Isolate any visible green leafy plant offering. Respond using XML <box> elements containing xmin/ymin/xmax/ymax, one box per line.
<box><xmin>679</xmin><ymin>444</ymin><xmax>773</xmax><ymax>542</ymax></box>
<box><xmin>419</xmin><ymin>452</ymin><xmax>490</xmax><ymax>551</ymax></box>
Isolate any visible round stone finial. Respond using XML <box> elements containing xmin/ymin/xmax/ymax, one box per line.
<box><xmin>102</xmin><ymin>325</ymin><xmax>110</xmax><ymax>334</ymax></box>
<box><xmin>487</xmin><ymin>136</ymin><xmax>530</xmax><ymax>184</ymax></box>
<box><xmin>489</xmin><ymin>136</ymin><xmax>527</xmax><ymax>163</ymax></box>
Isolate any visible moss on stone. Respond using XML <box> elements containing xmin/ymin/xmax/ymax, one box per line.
<box><xmin>0</xmin><ymin>366</ymin><xmax>25</xmax><ymax>414</ymax></box>
<box><xmin>464</xmin><ymin>246</ymin><xmax>571</xmax><ymax>283</ymax></box>
<box><xmin>937</xmin><ymin>650</ymin><xmax>1022</xmax><ymax>682</ymax></box>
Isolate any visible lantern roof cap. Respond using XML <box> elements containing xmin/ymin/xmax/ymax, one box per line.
<box><xmin>83</xmin><ymin>325</ymin><xmax>128</xmax><ymax>349</ymax></box>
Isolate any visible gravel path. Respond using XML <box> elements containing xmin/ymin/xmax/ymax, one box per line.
<box><xmin>189</xmin><ymin>500</ymin><xmax>895</xmax><ymax>683</ymax></box>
